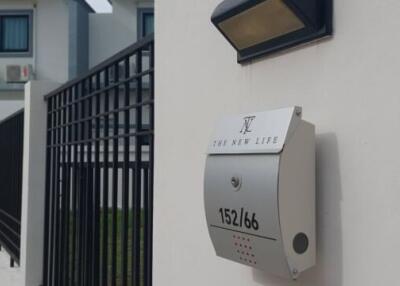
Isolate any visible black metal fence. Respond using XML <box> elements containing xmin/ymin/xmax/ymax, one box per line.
<box><xmin>0</xmin><ymin>109</ymin><xmax>24</xmax><ymax>265</ymax></box>
<box><xmin>42</xmin><ymin>35</ymin><xmax>154</xmax><ymax>286</ymax></box>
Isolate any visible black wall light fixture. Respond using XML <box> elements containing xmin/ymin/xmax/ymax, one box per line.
<box><xmin>211</xmin><ymin>0</ymin><xmax>333</xmax><ymax>63</ymax></box>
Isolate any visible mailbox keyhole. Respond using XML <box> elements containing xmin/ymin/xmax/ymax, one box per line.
<box><xmin>231</xmin><ymin>176</ymin><xmax>242</xmax><ymax>191</ymax></box>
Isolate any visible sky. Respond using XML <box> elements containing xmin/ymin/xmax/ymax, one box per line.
<box><xmin>86</xmin><ymin>0</ymin><xmax>112</xmax><ymax>13</ymax></box>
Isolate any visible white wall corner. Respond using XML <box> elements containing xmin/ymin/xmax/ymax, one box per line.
<box><xmin>20</xmin><ymin>80</ymin><xmax>60</xmax><ymax>286</ymax></box>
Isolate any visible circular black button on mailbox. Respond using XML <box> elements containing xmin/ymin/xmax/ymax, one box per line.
<box><xmin>293</xmin><ymin>233</ymin><xmax>309</xmax><ymax>254</ymax></box>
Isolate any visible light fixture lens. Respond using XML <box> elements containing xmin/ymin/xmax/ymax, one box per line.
<box><xmin>218</xmin><ymin>0</ymin><xmax>305</xmax><ymax>50</ymax></box>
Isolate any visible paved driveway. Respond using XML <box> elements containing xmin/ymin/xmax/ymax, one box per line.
<box><xmin>0</xmin><ymin>251</ymin><xmax>22</xmax><ymax>286</ymax></box>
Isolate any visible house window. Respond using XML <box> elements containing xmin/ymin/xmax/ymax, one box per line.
<box><xmin>138</xmin><ymin>9</ymin><xmax>154</xmax><ymax>39</ymax></box>
<box><xmin>142</xmin><ymin>12</ymin><xmax>154</xmax><ymax>37</ymax></box>
<box><xmin>0</xmin><ymin>11</ymin><xmax>32</xmax><ymax>56</ymax></box>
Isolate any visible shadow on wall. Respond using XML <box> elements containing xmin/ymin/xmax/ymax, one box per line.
<box><xmin>252</xmin><ymin>133</ymin><xmax>343</xmax><ymax>286</ymax></box>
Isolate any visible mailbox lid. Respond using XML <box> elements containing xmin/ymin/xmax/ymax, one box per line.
<box><xmin>208</xmin><ymin>106</ymin><xmax>302</xmax><ymax>154</ymax></box>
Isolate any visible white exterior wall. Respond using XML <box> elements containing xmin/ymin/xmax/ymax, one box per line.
<box><xmin>89</xmin><ymin>0</ymin><xmax>153</xmax><ymax>67</ymax></box>
<box><xmin>0</xmin><ymin>0</ymin><xmax>69</xmax><ymax>84</ymax></box>
<box><xmin>0</xmin><ymin>0</ymin><xmax>69</xmax><ymax>120</ymax></box>
<box><xmin>155</xmin><ymin>1</ymin><xmax>400</xmax><ymax>286</ymax></box>
<box><xmin>35</xmin><ymin>0</ymin><xmax>69</xmax><ymax>83</ymax></box>
<box><xmin>0</xmin><ymin>1</ymin><xmax>35</xmax><ymax>117</ymax></box>
<box><xmin>0</xmin><ymin>1</ymin><xmax>34</xmax><ymax>83</ymax></box>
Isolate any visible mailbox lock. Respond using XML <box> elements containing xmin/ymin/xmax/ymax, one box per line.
<box><xmin>230</xmin><ymin>175</ymin><xmax>242</xmax><ymax>191</ymax></box>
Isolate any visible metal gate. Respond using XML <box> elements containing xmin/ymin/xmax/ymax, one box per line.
<box><xmin>0</xmin><ymin>110</ymin><xmax>24</xmax><ymax>266</ymax></box>
<box><xmin>42</xmin><ymin>35</ymin><xmax>154</xmax><ymax>286</ymax></box>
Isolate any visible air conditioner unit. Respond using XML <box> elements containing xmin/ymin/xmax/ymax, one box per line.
<box><xmin>6</xmin><ymin>65</ymin><xmax>34</xmax><ymax>83</ymax></box>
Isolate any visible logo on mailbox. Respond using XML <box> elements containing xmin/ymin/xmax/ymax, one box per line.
<box><xmin>240</xmin><ymin>116</ymin><xmax>256</xmax><ymax>135</ymax></box>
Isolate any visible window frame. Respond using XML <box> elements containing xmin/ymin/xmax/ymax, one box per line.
<box><xmin>0</xmin><ymin>10</ymin><xmax>33</xmax><ymax>57</ymax></box>
<box><xmin>137</xmin><ymin>8</ymin><xmax>154</xmax><ymax>40</ymax></box>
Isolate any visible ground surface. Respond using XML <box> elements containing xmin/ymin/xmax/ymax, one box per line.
<box><xmin>0</xmin><ymin>250</ymin><xmax>22</xmax><ymax>286</ymax></box>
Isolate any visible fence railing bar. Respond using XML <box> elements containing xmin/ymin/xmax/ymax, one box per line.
<box><xmin>46</xmin><ymin>131</ymin><xmax>153</xmax><ymax>147</ymax></box>
<box><xmin>133</xmin><ymin>48</ymin><xmax>143</xmax><ymax>286</ymax></box>
<box><xmin>59</xmin><ymin>90</ymin><xmax>68</xmax><ymax>286</ymax></box>
<box><xmin>44</xmin><ymin>34</ymin><xmax>154</xmax><ymax>100</ymax></box>
<box><xmin>47</xmin><ymin>99</ymin><xmax>154</xmax><ymax>130</ymax></box>
<box><xmin>77</xmin><ymin>80</ymin><xmax>86</xmax><ymax>286</ymax></box>
<box><xmin>93</xmin><ymin>71</ymin><xmax>102</xmax><ymax>286</ymax></box>
<box><xmin>70</xmin><ymin>82</ymin><xmax>79</xmax><ymax>286</ymax></box>
<box><xmin>101</xmin><ymin>66</ymin><xmax>110</xmax><ymax>286</ymax></box>
<box><xmin>111</xmin><ymin>60</ymin><xmax>120</xmax><ymax>286</ymax></box>
<box><xmin>85</xmin><ymin>73</ymin><xmax>94</xmax><ymax>286</ymax></box>
<box><xmin>0</xmin><ymin>219</ymin><xmax>21</xmax><ymax>238</ymax></box>
<box><xmin>42</xmin><ymin>96</ymin><xmax>53</xmax><ymax>285</ymax></box>
<box><xmin>147</xmin><ymin>41</ymin><xmax>155</xmax><ymax>286</ymax></box>
<box><xmin>0</xmin><ymin>209</ymin><xmax>21</xmax><ymax>226</ymax></box>
<box><xmin>0</xmin><ymin>229</ymin><xmax>20</xmax><ymax>254</ymax></box>
<box><xmin>54</xmin><ymin>92</ymin><xmax>63</xmax><ymax>286</ymax></box>
<box><xmin>121</xmin><ymin>56</ymin><xmax>130</xmax><ymax>286</ymax></box>
<box><xmin>47</xmin><ymin>69</ymin><xmax>154</xmax><ymax>113</ymax></box>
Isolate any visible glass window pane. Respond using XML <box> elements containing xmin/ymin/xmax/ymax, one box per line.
<box><xmin>143</xmin><ymin>13</ymin><xmax>154</xmax><ymax>37</ymax></box>
<box><xmin>2</xmin><ymin>16</ymin><xmax>29</xmax><ymax>52</ymax></box>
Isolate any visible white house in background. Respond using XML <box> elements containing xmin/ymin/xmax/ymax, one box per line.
<box><xmin>0</xmin><ymin>0</ymin><xmax>154</xmax><ymax>120</ymax></box>
<box><xmin>90</xmin><ymin>0</ymin><xmax>154</xmax><ymax>67</ymax></box>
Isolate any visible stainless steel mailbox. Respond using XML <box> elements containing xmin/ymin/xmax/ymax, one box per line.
<box><xmin>204</xmin><ymin>106</ymin><xmax>315</xmax><ymax>279</ymax></box>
